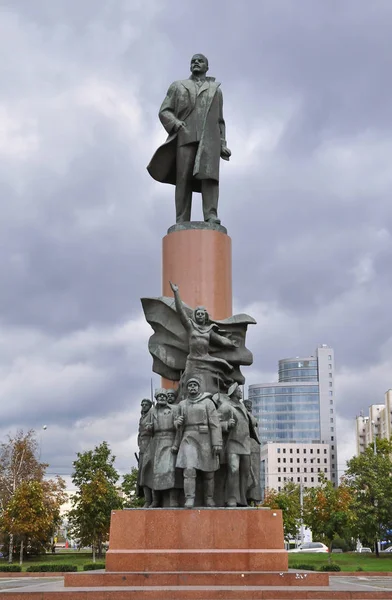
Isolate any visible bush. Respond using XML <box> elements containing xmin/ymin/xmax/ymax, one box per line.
<box><xmin>0</xmin><ymin>565</ymin><xmax>22</xmax><ymax>572</ymax></box>
<box><xmin>291</xmin><ymin>563</ymin><xmax>316</xmax><ymax>571</ymax></box>
<box><xmin>356</xmin><ymin>566</ymin><xmax>364</xmax><ymax>572</ymax></box>
<box><xmin>319</xmin><ymin>563</ymin><xmax>341</xmax><ymax>572</ymax></box>
<box><xmin>26</xmin><ymin>564</ymin><xmax>78</xmax><ymax>572</ymax></box>
<box><xmin>83</xmin><ymin>563</ymin><xmax>105</xmax><ymax>571</ymax></box>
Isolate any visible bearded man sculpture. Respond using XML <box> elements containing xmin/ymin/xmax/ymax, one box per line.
<box><xmin>147</xmin><ymin>53</ymin><xmax>231</xmax><ymax>225</ymax></box>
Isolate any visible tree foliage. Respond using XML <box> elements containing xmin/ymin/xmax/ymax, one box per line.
<box><xmin>67</xmin><ymin>442</ymin><xmax>123</xmax><ymax>560</ymax></box>
<box><xmin>262</xmin><ymin>481</ymin><xmax>301</xmax><ymax>539</ymax></box>
<box><xmin>0</xmin><ymin>430</ymin><xmax>65</xmax><ymax>563</ymax></box>
<box><xmin>303</xmin><ymin>474</ymin><xmax>354</xmax><ymax>554</ymax></box>
<box><xmin>121</xmin><ymin>468</ymin><xmax>144</xmax><ymax>508</ymax></box>
<box><xmin>1</xmin><ymin>478</ymin><xmax>66</xmax><ymax>564</ymax></box>
<box><xmin>345</xmin><ymin>438</ymin><xmax>392</xmax><ymax>556</ymax></box>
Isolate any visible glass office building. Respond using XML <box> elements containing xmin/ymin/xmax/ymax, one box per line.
<box><xmin>249</xmin><ymin>383</ymin><xmax>321</xmax><ymax>444</ymax></box>
<box><xmin>249</xmin><ymin>345</ymin><xmax>338</xmax><ymax>493</ymax></box>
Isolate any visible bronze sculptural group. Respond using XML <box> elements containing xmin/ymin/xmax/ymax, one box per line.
<box><xmin>138</xmin><ymin>281</ymin><xmax>261</xmax><ymax>508</ymax></box>
<box><xmin>138</xmin><ymin>54</ymin><xmax>261</xmax><ymax>508</ymax></box>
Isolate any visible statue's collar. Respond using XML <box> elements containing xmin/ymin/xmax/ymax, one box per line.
<box><xmin>189</xmin><ymin>76</ymin><xmax>216</xmax><ymax>82</ymax></box>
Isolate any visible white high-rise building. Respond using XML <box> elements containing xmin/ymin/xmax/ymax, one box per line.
<box><xmin>355</xmin><ymin>390</ymin><xmax>392</xmax><ymax>454</ymax></box>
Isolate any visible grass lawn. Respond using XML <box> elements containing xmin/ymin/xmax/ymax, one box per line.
<box><xmin>288</xmin><ymin>552</ymin><xmax>392</xmax><ymax>572</ymax></box>
<box><xmin>10</xmin><ymin>551</ymin><xmax>105</xmax><ymax>572</ymax></box>
<box><xmin>6</xmin><ymin>550</ymin><xmax>392</xmax><ymax>573</ymax></box>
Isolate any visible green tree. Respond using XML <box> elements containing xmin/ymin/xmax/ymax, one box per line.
<box><xmin>345</xmin><ymin>438</ymin><xmax>392</xmax><ymax>556</ymax></box>
<box><xmin>1</xmin><ymin>478</ymin><xmax>66</xmax><ymax>564</ymax></box>
<box><xmin>0</xmin><ymin>430</ymin><xmax>48</xmax><ymax>562</ymax></box>
<box><xmin>67</xmin><ymin>442</ymin><xmax>123</xmax><ymax>561</ymax></box>
<box><xmin>262</xmin><ymin>481</ymin><xmax>301</xmax><ymax>540</ymax></box>
<box><xmin>121</xmin><ymin>468</ymin><xmax>144</xmax><ymax>508</ymax></box>
<box><xmin>303</xmin><ymin>475</ymin><xmax>355</xmax><ymax>558</ymax></box>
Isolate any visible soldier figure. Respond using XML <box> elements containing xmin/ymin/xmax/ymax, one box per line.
<box><xmin>166</xmin><ymin>388</ymin><xmax>179</xmax><ymax>405</ymax></box>
<box><xmin>147</xmin><ymin>389</ymin><xmax>180</xmax><ymax>508</ymax></box>
<box><xmin>137</xmin><ymin>398</ymin><xmax>154</xmax><ymax>508</ymax></box>
<box><xmin>175</xmin><ymin>378</ymin><xmax>222</xmax><ymax>508</ymax></box>
<box><xmin>244</xmin><ymin>399</ymin><xmax>262</xmax><ymax>504</ymax></box>
<box><xmin>218</xmin><ymin>383</ymin><xmax>258</xmax><ymax>507</ymax></box>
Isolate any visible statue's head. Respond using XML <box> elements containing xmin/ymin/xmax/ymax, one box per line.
<box><xmin>194</xmin><ymin>306</ymin><xmax>208</xmax><ymax>325</ymax></box>
<box><xmin>244</xmin><ymin>399</ymin><xmax>252</xmax><ymax>413</ymax></box>
<box><xmin>186</xmin><ymin>378</ymin><xmax>201</xmax><ymax>397</ymax></box>
<box><xmin>154</xmin><ymin>388</ymin><xmax>168</xmax><ymax>406</ymax></box>
<box><xmin>166</xmin><ymin>388</ymin><xmax>178</xmax><ymax>404</ymax></box>
<box><xmin>190</xmin><ymin>54</ymin><xmax>209</xmax><ymax>76</ymax></box>
<box><xmin>141</xmin><ymin>398</ymin><xmax>152</xmax><ymax>414</ymax></box>
<box><xmin>228</xmin><ymin>382</ymin><xmax>242</xmax><ymax>402</ymax></box>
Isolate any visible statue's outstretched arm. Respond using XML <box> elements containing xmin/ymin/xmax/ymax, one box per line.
<box><xmin>169</xmin><ymin>282</ymin><xmax>191</xmax><ymax>332</ymax></box>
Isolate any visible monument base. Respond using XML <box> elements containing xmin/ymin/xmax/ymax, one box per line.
<box><xmin>63</xmin><ymin>508</ymin><xmax>330</xmax><ymax>596</ymax></box>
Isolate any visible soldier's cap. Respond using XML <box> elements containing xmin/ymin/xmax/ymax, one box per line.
<box><xmin>186</xmin><ymin>377</ymin><xmax>201</xmax><ymax>387</ymax></box>
<box><xmin>228</xmin><ymin>382</ymin><xmax>239</xmax><ymax>396</ymax></box>
<box><xmin>154</xmin><ymin>388</ymin><xmax>168</xmax><ymax>399</ymax></box>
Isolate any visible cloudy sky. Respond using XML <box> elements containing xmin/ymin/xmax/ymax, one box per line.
<box><xmin>1</xmin><ymin>0</ymin><xmax>391</xmax><ymax>486</ymax></box>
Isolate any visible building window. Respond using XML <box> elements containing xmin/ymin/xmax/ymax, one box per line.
<box><xmin>277</xmin><ymin>458</ymin><xmax>281</xmax><ymax>463</ymax></box>
<box><xmin>278</xmin><ymin>467</ymin><xmax>281</xmax><ymax>472</ymax></box>
<box><xmin>297</xmin><ymin>449</ymin><xmax>300</xmax><ymax>454</ymax></box>
<box><xmin>317</xmin><ymin>458</ymin><xmax>320</xmax><ymax>464</ymax></box>
<box><xmin>297</xmin><ymin>477</ymin><xmax>300</xmax><ymax>482</ymax></box>
<box><xmin>332</xmin><ymin>454</ymin><xmax>335</xmax><ymax>459</ymax></box>
<box><xmin>304</xmin><ymin>458</ymin><xmax>307</xmax><ymax>463</ymax></box>
<box><xmin>324</xmin><ymin>459</ymin><xmax>327</xmax><ymax>464</ymax></box>
<box><xmin>329</xmin><ymin>391</ymin><xmax>333</xmax><ymax>397</ymax></box>
<box><xmin>329</xmin><ymin>382</ymin><xmax>333</xmax><ymax>387</ymax></box>
<box><xmin>304</xmin><ymin>467</ymin><xmax>307</xmax><ymax>473</ymax></box>
<box><xmin>290</xmin><ymin>468</ymin><xmax>293</xmax><ymax>473</ymax></box>
<box><xmin>311</xmin><ymin>477</ymin><xmax>314</xmax><ymax>482</ymax></box>
<box><xmin>328</xmin><ymin>363</ymin><xmax>332</xmax><ymax>369</ymax></box>
<box><xmin>297</xmin><ymin>458</ymin><xmax>300</xmax><ymax>463</ymax></box>
<box><xmin>304</xmin><ymin>477</ymin><xmax>307</xmax><ymax>482</ymax></box>
<box><xmin>328</xmin><ymin>355</ymin><xmax>332</xmax><ymax>360</ymax></box>
<box><xmin>283</xmin><ymin>467</ymin><xmax>286</xmax><ymax>472</ymax></box>
<box><xmin>324</xmin><ymin>449</ymin><xmax>327</xmax><ymax>453</ymax></box>
<box><xmin>324</xmin><ymin>468</ymin><xmax>327</xmax><ymax>473</ymax></box>
<box><xmin>278</xmin><ymin>487</ymin><xmax>281</xmax><ymax>491</ymax></box>
<box><xmin>310</xmin><ymin>449</ymin><xmax>313</xmax><ymax>454</ymax></box>
<box><xmin>303</xmin><ymin>448</ymin><xmax>306</xmax><ymax>454</ymax></box>
<box><xmin>290</xmin><ymin>458</ymin><xmax>293</xmax><ymax>463</ymax></box>
<box><xmin>330</xmin><ymin>427</ymin><xmax>334</xmax><ymax>432</ymax></box>
<box><xmin>317</xmin><ymin>449</ymin><xmax>320</xmax><ymax>454</ymax></box>
<box><xmin>283</xmin><ymin>449</ymin><xmax>286</xmax><ymax>453</ymax></box>
<box><xmin>330</xmin><ymin>409</ymin><xmax>333</xmax><ymax>414</ymax></box>
<box><xmin>329</xmin><ymin>373</ymin><xmax>332</xmax><ymax>378</ymax></box>
<box><xmin>331</xmin><ymin>436</ymin><xmax>334</xmax><ymax>441</ymax></box>
<box><xmin>311</xmin><ymin>468</ymin><xmax>314</xmax><ymax>473</ymax></box>
<box><xmin>278</xmin><ymin>477</ymin><xmax>281</xmax><ymax>482</ymax></box>
<box><xmin>290</xmin><ymin>449</ymin><xmax>293</xmax><ymax>454</ymax></box>
<box><xmin>283</xmin><ymin>458</ymin><xmax>286</xmax><ymax>463</ymax></box>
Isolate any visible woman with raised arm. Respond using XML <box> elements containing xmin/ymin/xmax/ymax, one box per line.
<box><xmin>169</xmin><ymin>281</ymin><xmax>238</xmax><ymax>394</ymax></box>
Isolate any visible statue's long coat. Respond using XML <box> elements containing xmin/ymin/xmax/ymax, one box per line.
<box><xmin>175</xmin><ymin>393</ymin><xmax>222</xmax><ymax>472</ymax></box>
<box><xmin>147</xmin><ymin>78</ymin><xmax>226</xmax><ymax>191</ymax></box>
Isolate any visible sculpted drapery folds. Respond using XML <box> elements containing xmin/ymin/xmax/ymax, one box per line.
<box><xmin>141</xmin><ymin>285</ymin><xmax>256</xmax><ymax>395</ymax></box>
